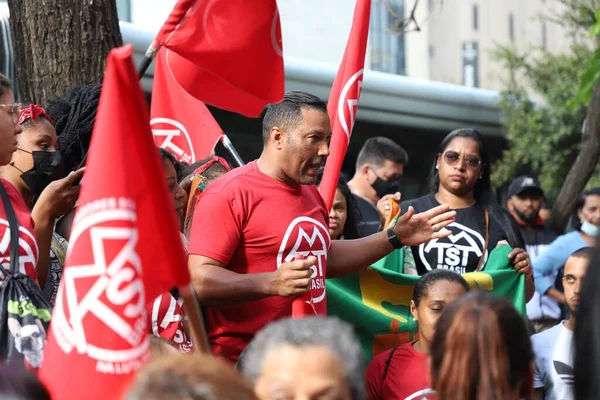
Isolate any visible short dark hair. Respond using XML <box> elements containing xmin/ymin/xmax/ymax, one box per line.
<box><xmin>569</xmin><ymin>247</ymin><xmax>594</xmax><ymax>261</ymax></box>
<box><xmin>261</xmin><ymin>91</ymin><xmax>327</xmax><ymax>143</ymax></box>
<box><xmin>355</xmin><ymin>137</ymin><xmax>408</xmax><ymax>170</ymax></box>
<box><xmin>413</xmin><ymin>269</ymin><xmax>470</xmax><ymax>307</ymax></box>
<box><xmin>0</xmin><ymin>73</ymin><xmax>11</xmax><ymax>99</ymax></box>
<box><xmin>572</xmin><ymin>187</ymin><xmax>600</xmax><ymax>231</ymax></box>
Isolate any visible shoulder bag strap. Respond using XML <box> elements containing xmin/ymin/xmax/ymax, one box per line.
<box><xmin>382</xmin><ymin>346</ymin><xmax>399</xmax><ymax>382</ymax></box>
<box><xmin>0</xmin><ymin>183</ymin><xmax>19</xmax><ymax>278</ymax></box>
<box><xmin>476</xmin><ymin>209</ymin><xmax>490</xmax><ymax>271</ymax></box>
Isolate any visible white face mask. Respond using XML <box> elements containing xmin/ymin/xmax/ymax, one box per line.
<box><xmin>581</xmin><ymin>220</ymin><xmax>599</xmax><ymax>237</ymax></box>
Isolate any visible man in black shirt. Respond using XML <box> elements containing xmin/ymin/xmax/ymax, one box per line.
<box><xmin>506</xmin><ymin>175</ymin><xmax>560</xmax><ymax>332</ymax></box>
<box><xmin>348</xmin><ymin>137</ymin><xmax>408</xmax><ymax>237</ymax></box>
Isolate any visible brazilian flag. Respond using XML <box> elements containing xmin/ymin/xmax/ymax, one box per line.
<box><xmin>327</xmin><ymin>245</ymin><xmax>526</xmax><ymax>364</ymax></box>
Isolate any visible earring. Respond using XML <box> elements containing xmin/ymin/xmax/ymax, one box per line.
<box><xmin>435</xmin><ymin>165</ymin><xmax>439</xmax><ymax>170</ymax></box>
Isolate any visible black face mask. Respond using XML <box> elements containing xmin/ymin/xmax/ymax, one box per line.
<box><xmin>14</xmin><ymin>149</ymin><xmax>62</xmax><ymax>195</ymax></box>
<box><xmin>371</xmin><ymin>173</ymin><xmax>401</xmax><ymax>199</ymax></box>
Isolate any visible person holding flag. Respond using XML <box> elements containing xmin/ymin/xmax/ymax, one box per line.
<box><xmin>188</xmin><ymin>91</ymin><xmax>457</xmax><ymax>362</ymax></box>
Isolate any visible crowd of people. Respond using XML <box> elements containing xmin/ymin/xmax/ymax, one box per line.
<box><xmin>0</xmin><ymin>74</ymin><xmax>599</xmax><ymax>400</ymax></box>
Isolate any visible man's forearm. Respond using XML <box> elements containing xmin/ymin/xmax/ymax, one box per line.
<box><xmin>192</xmin><ymin>264</ymin><xmax>273</xmax><ymax>306</ymax></box>
<box><xmin>327</xmin><ymin>231</ymin><xmax>393</xmax><ymax>278</ymax></box>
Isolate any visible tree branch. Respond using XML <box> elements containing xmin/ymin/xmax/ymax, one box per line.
<box><xmin>551</xmin><ymin>77</ymin><xmax>600</xmax><ymax>233</ymax></box>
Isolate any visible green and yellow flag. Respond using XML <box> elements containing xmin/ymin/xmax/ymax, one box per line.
<box><xmin>327</xmin><ymin>245</ymin><xmax>526</xmax><ymax>364</ymax></box>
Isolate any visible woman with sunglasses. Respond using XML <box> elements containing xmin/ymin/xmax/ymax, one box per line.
<box><xmin>400</xmin><ymin>128</ymin><xmax>534</xmax><ymax>298</ymax></box>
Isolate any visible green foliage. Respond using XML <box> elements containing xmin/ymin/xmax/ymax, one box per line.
<box><xmin>492</xmin><ymin>0</ymin><xmax>600</xmax><ymax>199</ymax></box>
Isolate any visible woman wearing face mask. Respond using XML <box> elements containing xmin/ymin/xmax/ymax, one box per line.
<box><xmin>365</xmin><ymin>269</ymin><xmax>470</xmax><ymax>400</ymax></box>
<box><xmin>399</xmin><ymin>128</ymin><xmax>534</xmax><ymax>300</ymax></box>
<box><xmin>532</xmin><ymin>188</ymin><xmax>600</xmax><ymax>306</ymax></box>
<box><xmin>0</xmin><ymin>104</ymin><xmax>82</xmax><ymax>298</ymax></box>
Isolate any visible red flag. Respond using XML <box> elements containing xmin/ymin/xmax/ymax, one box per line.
<box><xmin>319</xmin><ymin>0</ymin><xmax>371</xmax><ymax>210</ymax></box>
<box><xmin>151</xmin><ymin>48</ymin><xmax>223</xmax><ymax>163</ymax></box>
<box><xmin>39</xmin><ymin>45</ymin><xmax>190</xmax><ymax>400</ymax></box>
<box><xmin>152</xmin><ymin>0</ymin><xmax>284</xmax><ymax>117</ymax></box>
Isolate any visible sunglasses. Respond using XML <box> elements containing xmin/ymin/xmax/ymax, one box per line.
<box><xmin>441</xmin><ymin>151</ymin><xmax>482</xmax><ymax>169</ymax></box>
<box><xmin>0</xmin><ymin>103</ymin><xmax>25</xmax><ymax>125</ymax></box>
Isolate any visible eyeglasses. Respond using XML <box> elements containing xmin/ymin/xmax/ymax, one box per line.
<box><xmin>0</xmin><ymin>103</ymin><xmax>24</xmax><ymax>125</ymax></box>
<box><xmin>441</xmin><ymin>151</ymin><xmax>482</xmax><ymax>170</ymax></box>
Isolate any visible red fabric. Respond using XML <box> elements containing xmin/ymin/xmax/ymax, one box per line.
<box><xmin>192</xmin><ymin>156</ymin><xmax>231</xmax><ymax>176</ymax></box>
<box><xmin>156</xmin><ymin>0</ymin><xmax>284</xmax><ymax>117</ymax></box>
<box><xmin>39</xmin><ymin>45</ymin><xmax>190</xmax><ymax>400</ymax></box>
<box><xmin>18</xmin><ymin>104</ymin><xmax>54</xmax><ymax>126</ymax></box>
<box><xmin>188</xmin><ymin>161</ymin><xmax>330</xmax><ymax>361</ymax></box>
<box><xmin>319</xmin><ymin>0</ymin><xmax>371</xmax><ymax>210</ymax></box>
<box><xmin>0</xmin><ymin>179</ymin><xmax>38</xmax><ymax>281</ymax></box>
<box><xmin>149</xmin><ymin>292</ymin><xmax>192</xmax><ymax>352</ymax></box>
<box><xmin>151</xmin><ymin>0</ymin><xmax>197</xmax><ymax>50</ymax></box>
<box><xmin>151</xmin><ymin>49</ymin><xmax>223</xmax><ymax>164</ymax></box>
<box><xmin>365</xmin><ymin>342</ymin><xmax>430</xmax><ymax>400</ymax></box>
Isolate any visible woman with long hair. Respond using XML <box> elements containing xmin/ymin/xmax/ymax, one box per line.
<box><xmin>400</xmin><ymin>128</ymin><xmax>533</xmax><ymax>298</ymax></box>
<box><xmin>430</xmin><ymin>291</ymin><xmax>534</xmax><ymax>400</ymax></box>
<box><xmin>365</xmin><ymin>269</ymin><xmax>470</xmax><ymax>399</ymax></box>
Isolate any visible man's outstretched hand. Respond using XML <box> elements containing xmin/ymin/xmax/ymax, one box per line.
<box><xmin>393</xmin><ymin>205</ymin><xmax>456</xmax><ymax>247</ymax></box>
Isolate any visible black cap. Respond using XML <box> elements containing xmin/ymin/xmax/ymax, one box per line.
<box><xmin>508</xmin><ymin>176</ymin><xmax>544</xmax><ymax>198</ymax></box>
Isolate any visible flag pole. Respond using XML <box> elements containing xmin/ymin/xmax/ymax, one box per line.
<box><xmin>178</xmin><ymin>282</ymin><xmax>211</xmax><ymax>354</ymax></box>
<box><xmin>138</xmin><ymin>47</ymin><xmax>158</xmax><ymax>78</ymax></box>
<box><xmin>220</xmin><ymin>134</ymin><xmax>245</xmax><ymax>167</ymax></box>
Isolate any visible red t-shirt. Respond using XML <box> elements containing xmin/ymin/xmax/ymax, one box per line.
<box><xmin>0</xmin><ymin>179</ymin><xmax>38</xmax><ymax>281</ymax></box>
<box><xmin>188</xmin><ymin>161</ymin><xmax>330</xmax><ymax>361</ymax></box>
<box><xmin>366</xmin><ymin>341</ymin><xmax>431</xmax><ymax>400</ymax></box>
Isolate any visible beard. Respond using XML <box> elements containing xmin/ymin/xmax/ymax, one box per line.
<box><xmin>514</xmin><ymin>208</ymin><xmax>538</xmax><ymax>224</ymax></box>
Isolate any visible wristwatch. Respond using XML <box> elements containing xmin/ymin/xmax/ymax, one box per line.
<box><xmin>386</xmin><ymin>227</ymin><xmax>403</xmax><ymax>249</ymax></box>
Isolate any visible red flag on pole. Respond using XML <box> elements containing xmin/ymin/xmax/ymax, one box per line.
<box><xmin>319</xmin><ymin>0</ymin><xmax>371</xmax><ymax>210</ymax></box>
<box><xmin>39</xmin><ymin>45</ymin><xmax>190</xmax><ymax>400</ymax></box>
<box><xmin>151</xmin><ymin>48</ymin><xmax>223</xmax><ymax>164</ymax></box>
<box><xmin>151</xmin><ymin>0</ymin><xmax>284</xmax><ymax>117</ymax></box>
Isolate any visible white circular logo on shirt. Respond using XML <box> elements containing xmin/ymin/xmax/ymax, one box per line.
<box><xmin>277</xmin><ymin>217</ymin><xmax>330</xmax><ymax>303</ymax></box>
<box><xmin>0</xmin><ymin>219</ymin><xmax>38</xmax><ymax>276</ymax></box>
<box><xmin>418</xmin><ymin>222</ymin><xmax>487</xmax><ymax>274</ymax></box>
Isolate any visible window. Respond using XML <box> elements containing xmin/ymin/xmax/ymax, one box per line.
<box><xmin>370</xmin><ymin>0</ymin><xmax>406</xmax><ymax>75</ymax></box>
<box><xmin>473</xmin><ymin>4</ymin><xmax>479</xmax><ymax>31</ymax></box>
<box><xmin>509</xmin><ymin>13</ymin><xmax>514</xmax><ymax>41</ymax></box>
<box><xmin>542</xmin><ymin>22</ymin><xmax>547</xmax><ymax>49</ymax></box>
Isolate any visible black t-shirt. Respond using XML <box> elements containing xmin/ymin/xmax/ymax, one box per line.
<box><xmin>401</xmin><ymin>193</ymin><xmax>508</xmax><ymax>275</ymax></box>
<box><xmin>354</xmin><ymin>194</ymin><xmax>381</xmax><ymax>237</ymax></box>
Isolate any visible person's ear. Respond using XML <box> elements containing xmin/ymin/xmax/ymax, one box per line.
<box><xmin>271</xmin><ymin>127</ymin><xmax>284</xmax><ymax>150</ymax></box>
<box><xmin>410</xmin><ymin>300</ymin><xmax>418</xmax><ymax>322</ymax></box>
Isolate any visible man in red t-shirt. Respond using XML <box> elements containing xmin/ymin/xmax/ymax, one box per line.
<box><xmin>188</xmin><ymin>91</ymin><xmax>456</xmax><ymax>361</ymax></box>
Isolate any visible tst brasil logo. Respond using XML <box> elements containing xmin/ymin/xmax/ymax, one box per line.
<box><xmin>277</xmin><ymin>217</ymin><xmax>330</xmax><ymax>303</ymax></box>
<box><xmin>51</xmin><ymin>197</ymin><xmax>148</xmax><ymax>375</ymax></box>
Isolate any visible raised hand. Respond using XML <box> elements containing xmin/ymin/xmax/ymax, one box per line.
<box><xmin>393</xmin><ymin>204</ymin><xmax>456</xmax><ymax>247</ymax></box>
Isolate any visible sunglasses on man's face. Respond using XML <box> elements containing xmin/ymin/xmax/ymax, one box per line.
<box><xmin>441</xmin><ymin>151</ymin><xmax>482</xmax><ymax>169</ymax></box>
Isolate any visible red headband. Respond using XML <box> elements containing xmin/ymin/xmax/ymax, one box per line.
<box><xmin>192</xmin><ymin>156</ymin><xmax>231</xmax><ymax>176</ymax></box>
<box><xmin>19</xmin><ymin>104</ymin><xmax>54</xmax><ymax>126</ymax></box>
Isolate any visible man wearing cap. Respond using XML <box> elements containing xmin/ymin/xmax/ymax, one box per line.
<box><xmin>507</xmin><ymin>176</ymin><xmax>560</xmax><ymax>333</ymax></box>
